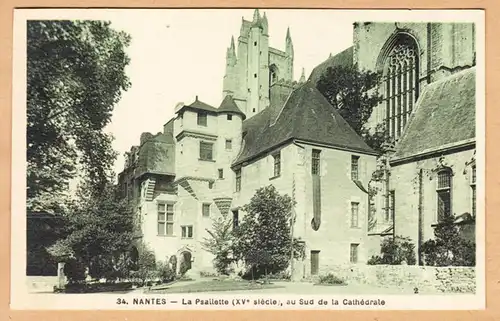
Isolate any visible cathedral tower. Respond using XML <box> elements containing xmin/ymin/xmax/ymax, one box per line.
<box><xmin>222</xmin><ymin>9</ymin><xmax>295</xmax><ymax>119</ymax></box>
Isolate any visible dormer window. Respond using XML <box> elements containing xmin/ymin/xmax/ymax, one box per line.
<box><xmin>227</xmin><ymin>114</ymin><xmax>233</xmax><ymax>120</ymax></box>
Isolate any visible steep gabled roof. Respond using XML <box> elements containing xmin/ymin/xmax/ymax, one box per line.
<box><xmin>233</xmin><ymin>82</ymin><xmax>377</xmax><ymax>166</ymax></box>
<box><xmin>392</xmin><ymin>67</ymin><xmax>476</xmax><ymax>162</ymax></box>
<box><xmin>218</xmin><ymin>95</ymin><xmax>246</xmax><ymax>120</ymax></box>
<box><xmin>177</xmin><ymin>98</ymin><xmax>218</xmax><ymax>115</ymax></box>
<box><xmin>308</xmin><ymin>46</ymin><xmax>354</xmax><ymax>84</ymax></box>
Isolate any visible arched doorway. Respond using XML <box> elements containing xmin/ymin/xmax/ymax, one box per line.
<box><xmin>179</xmin><ymin>251</ymin><xmax>192</xmax><ymax>275</ymax></box>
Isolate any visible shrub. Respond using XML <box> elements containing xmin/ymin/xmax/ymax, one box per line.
<box><xmin>421</xmin><ymin>212</ymin><xmax>476</xmax><ymax>267</ymax></box>
<box><xmin>169</xmin><ymin>255</ymin><xmax>177</xmax><ymax>275</ymax></box>
<box><xmin>200</xmin><ymin>271</ymin><xmax>219</xmax><ymax>278</ymax></box>
<box><xmin>156</xmin><ymin>261</ymin><xmax>176</xmax><ymax>284</ymax></box>
<box><xmin>317</xmin><ymin>273</ymin><xmax>346</xmax><ymax>286</ymax></box>
<box><xmin>179</xmin><ymin>259</ymin><xmax>190</xmax><ymax>276</ymax></box>
<box><xmin>367</xmin><ymin>236</ymin><xmax>416</xmax><ymax>265</ymax></box>
<box><xmin>63</xmin><ymin>259</ymin><xmax>87</xmax><ymax>283</ymax></box>
<box><xmin>266</xmin><ymin>271</ymin><xmax>291</xmax><ymax>281</ymax></box>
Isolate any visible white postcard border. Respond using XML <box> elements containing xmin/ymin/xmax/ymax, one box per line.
<box><xmin>11</xmin><ymin>8</ymin><xmax>486</xmax><ymax>310</ymax></box>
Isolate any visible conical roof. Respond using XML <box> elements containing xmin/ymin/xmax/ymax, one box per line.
<box><xmin>218</xmin><ymin>95</ymin><xmax>246</xmax><ymax>120</ymax></box>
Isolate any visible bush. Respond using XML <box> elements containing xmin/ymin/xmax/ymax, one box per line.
<box><xmin>63</xmin><ymin>259</ymin><xmax>87</xmax><ymax>283</ymax></box>
<box><xmin>421</xmin><ymin>212</ymin><xmax>476</xmax><ymax>267</ymax></box>
<box><xmin>156</xmin><ymin>261</ymin><xmax>176</xmax><ymax>284</ymax></box>
<box><xmin>266</xmin><ymin>271</ymin><xmax>291</xmax><ymax>281</ymax></box>
<box><xmin>367</xmin><ymin>236</ymin><xmax>416</xmax><ymax>265</ymax></box>
<box><xmin>200</xmin><ymin>271</ymin><xmax>219</xmax><ymax>278</ymax></box>
<box><xmin>169</xmin><ymin>255</ymin><xmax>177</xmax><ymax>275</ymax></box>
<box><xmin>317</xmin><ymin>273</ymin><xmax>346</xmax><ymax>286</ymax></box>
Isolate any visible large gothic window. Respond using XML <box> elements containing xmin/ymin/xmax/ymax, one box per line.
<box><xmin>383</xmin><ymin>35</ymin><xmax>420</xmax><ymax>140</ymax></box>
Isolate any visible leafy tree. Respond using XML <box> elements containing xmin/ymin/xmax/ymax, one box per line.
<box><xmin>233</xmin><ymin>185</ymin><xmax>305</xmax><ymax>279</ymax></box>
<box><xmin>27</xmin><ymin>20</ymin><xmax>131</xmax><ymax>213</ymax></box>
<box><xmin>367</xmin><ymin>236</ymin><xmax>416</xmax><ymax>265</ymax></box>
<box><xmin>47</xmin><ymin>183</ymin><xmax>135</xmax><ymax>281</ymax></box>
<box><xmin>316</xmin><ymin>64</ymin><xmax>385</xmax><ymax>152</ymax></box>
<box><xmin>420</xmin><ymin>212</ymin><xmax>475</xmax><ymax>266</ymax></box>
<box><xmin>200</xmin><ymin>216</ymin><xmax>235</xmax><ymax>275</ymax></box>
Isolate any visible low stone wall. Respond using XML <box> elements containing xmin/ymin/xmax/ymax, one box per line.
<box><xmin>318</xmin><ymin>265</ymin><xmax>476</xmax><ymax>293</ymax></box>
<box><xmin>26</xmin><ymin>276</ymin><xmax>59</xmax><ymax>293</ymax></box>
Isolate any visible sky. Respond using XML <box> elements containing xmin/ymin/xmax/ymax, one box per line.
<box><xmin>105</xmin><ymin>9</ymin><xmax>355</xmax><ymax>175</ymax></box>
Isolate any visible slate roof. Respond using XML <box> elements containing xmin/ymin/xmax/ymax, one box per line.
<box><xmin>176</xmin><ymin>96</ymin><xmax>246</xmax><ymax>119</ymax></box>
<box><xmin>218</xmin><ymin>95</ymin><xmax>246</xmax><ymax>120</ymax></box>
<box><xmin>177</xmin><ymin>98</ymin><xmax>218</xmax><ymax>115</ymax></box>
<box><xmin>392</xmin><ymin>67</ymin><xmax>476</xmax><ymax>162</ymax></box>
<box><xmin>233</xmin><ymin>82</ymin><xmax>377</xmax><ymax>166</ymax></box>
<box><xmin>308</xmin><ymin>46</ymin><xmax>354</xmax><ymax>84</ymax></box>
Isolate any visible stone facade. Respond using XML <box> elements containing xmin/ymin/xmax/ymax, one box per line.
<box><xmin>118</xmin><ymin>12</ymin><xmax>478</xmax><ymax>279</ymax></box>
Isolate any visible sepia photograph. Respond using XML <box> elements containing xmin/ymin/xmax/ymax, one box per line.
<box><xmin>12</xmin><ymin>8</ymin><xmax>485</xmax><ymax>310</ymax></box>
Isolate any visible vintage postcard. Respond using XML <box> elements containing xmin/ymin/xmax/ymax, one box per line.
<box><xmin>11</xmin><ymin>8</ymin><xmax>485</xmax><ymax>310</ymax></box>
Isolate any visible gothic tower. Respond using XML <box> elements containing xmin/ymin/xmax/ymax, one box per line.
<box><xmin>222</xmin><ymin>9</ymin><xmax>295</xmax><ymax>119</ymax></box>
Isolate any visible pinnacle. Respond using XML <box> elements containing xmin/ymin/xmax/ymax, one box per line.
<box><xmin>253</xmin><ymin>9</ymin><xmax>261</xmax><ymax>22</ymax></box>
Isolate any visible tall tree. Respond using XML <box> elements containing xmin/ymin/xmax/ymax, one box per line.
<box><xmin>47</xmin><ymin>183</ymin><xmax>135</xmax><ymax>282</ymax></box>
<box><xmin>233</xmin><ymin>185</ymin><xmax>305</xmax><ymax>278</ymax></box>
<box><xmin>316</xmin><ymin>64</ymin><xmax>385</xmax><ymax>152</ymax></box>
<box><xmin>200</xmin><ymin>216</ymin><xmax>235</xmax><ymax>275</ymax></box>
<box><xmin>27</xmin><ymin>20</ymin><xmax>131</xmax><ymax>213</ymax></box>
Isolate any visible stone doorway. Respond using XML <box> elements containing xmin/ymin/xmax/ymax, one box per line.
<box><xmin>179</xmin><ymin>251</ymin><xmax>192</xmax><ymax>275</ymax></box>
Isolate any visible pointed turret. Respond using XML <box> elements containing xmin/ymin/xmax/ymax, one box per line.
<box><xmin>299</xmin><ymin>68</ymin><xmax>306</xmax><ymax>83</ymax></box>
<box><xmin>253</xmin><ymin>9</ymin><xmax>260</xmax><ymax>22</ymax></box>
<box><xmin>226</xmin><ymin>36</ymin><xmax>236</xmax><ymax>66</ymax></box>
<box><xmin>262</xmin><ymin>12</ymin><xmax>269</xmax><ymax>35</ymax></box>
<box><xmin>286</xmin><ymin>27</ymin><xmax>294</xmax><ymax>57</ymax></box>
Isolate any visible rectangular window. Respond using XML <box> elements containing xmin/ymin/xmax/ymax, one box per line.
<box><xmin>437</xmin><ymin>170</ymin><xmax>452</xmax><ymax>222</ymax></box>
<box><xmin>311</xmin><ymin>149</ymin><xmax>321</xmax><ymax>175</ymax></box>
<box><xmin>202</xmin><ymin>203</ymin><xmax>211</xmax><ymax>217</ymax></box>
<box><xmin>351</xmin><ymin>155</ymin><xmax>360</xmax><ymax>180</ymax></box>
<box><xmin>218</xmin><ymin>168</ymin><xmax>224</xmax><ymax>179</ymax></box>
<box><xmin>387</xmin><ymin>190</ymin><xmax>395</xmax><ymax>221</ymax></box>
<box><xmin>351</xmin><ymin>202</ymin><xmax>359</xmax><ymax>228</ymax></box>
<box><xmin>158</xmin><ymin>203</ymin><xmax>174</xmax><ymax>236</ymax></box>
<box><xmin>225</xmin><ymin>139</ymin><xmax>232</xmax><ymax>150</ymax></box>
<box><xmin>273</xmin><ymin>152</ymin><xmax>281</xmax><ymax>177</ymax></box>
<box><xmin>310</xmin><ymin>250</ymin><xmax>320</xmax><ymax>275</ymax></box>
<box><xmin>235</xmin><ymin>169</ymin><xmax>241</xmax><ymax>192</ymax></box>
<box><xmin>181</xmin><ymin>225</ymin><xmax>193</xmax><ymax>238</ymax></box>
<box><xmin>232</xmin><ymin>210</ymin><xmax>239</xmax><ymax>229</ymax></box>
<box><xmin>350</xmin><ymin>244</ymin><xmax>359</xmax><ymax>263</ymax></box>
<box><xmin>227</xmin><ymin>114</ymin><xmax>232</xmax><ymax>120</ymax></box>
<box><xmin>199</xmin><ymin>141</ymin><xmax>214</xmax><ymax>161</ymax></box>
<box><xmin>197</xmin><ymin>112</ymin><xmax>207</xmax><ymax>126</ymax></box>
